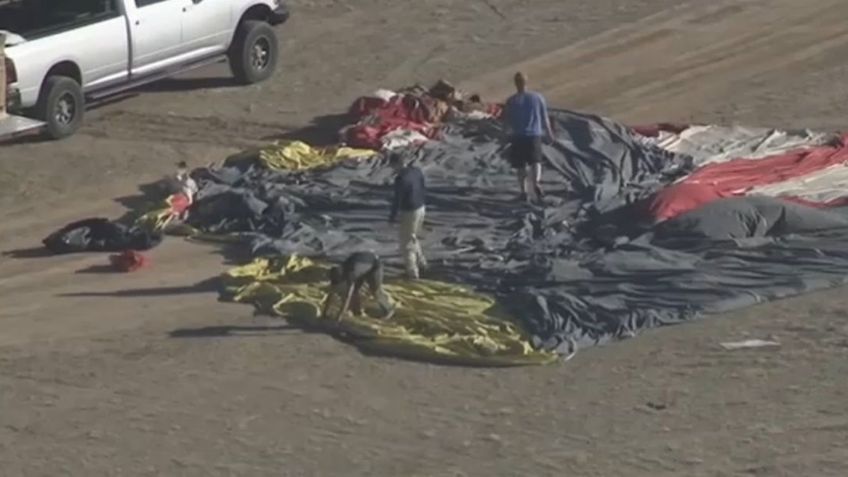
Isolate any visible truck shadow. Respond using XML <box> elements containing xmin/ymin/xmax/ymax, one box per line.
<box><xmin>138</xmin><ymin>76</ymin><xmax>240</xmax><ymax>93</ymax></box>
<box><xmin>1</xmin><ymin>75</ymin><xmax>242</xmax><ymax>146</ymax></box>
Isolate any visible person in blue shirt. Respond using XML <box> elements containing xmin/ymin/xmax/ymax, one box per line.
<box><xmin>503</xmin><ymin>72</ymin><xmax>554</xmax><ymax>203</ymax></box>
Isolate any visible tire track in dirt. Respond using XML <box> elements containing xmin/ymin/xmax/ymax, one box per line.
<box><xmin>462</xmin><ymin>2</ymin><xmax>718</xmax><ymax>95</ymax></box>
<box><xmin>466</xmin><ymin>0</ymin><xmax>846</xmax><ymax>123</ymax></box>
<box><xmin>82</xmin><ymin>110</ymin><xmax>286</xmax><ymax>149</ymax></box>
<box><xmin>0</xmin><ymin>239</ymin><xmax>232</xmax><ymax>348</ymax></box>
<box><xmin>0</xmin><ymin>201</ymin><xmax>145</xmax><ymax>298</ymax></box>
<box><xmin>610</xmin><ymin>4</ymin><xmax>848</xmax><ymax>117</ymax></box>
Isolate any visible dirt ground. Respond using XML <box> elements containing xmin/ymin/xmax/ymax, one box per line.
<box><xmin>3</xmin><ymin>0</ymin><xmax>848</xmax><ymax>475</ymax></box>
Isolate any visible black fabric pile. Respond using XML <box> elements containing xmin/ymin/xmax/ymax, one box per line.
<box><xmin>43</xmin><ymin>218</ymin><xmax>162</xmax><ymax>254</ymax></box>
<box><xmin>178</xmin><ymin>109</ymin><xmax>848</xmax><ymax>355</ymax></box>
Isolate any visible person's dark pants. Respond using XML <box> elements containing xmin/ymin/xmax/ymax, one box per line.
<box><xmin>508</xmin><ymin>135</ymin><xmax>544</xmax><ymax>200</ymax></box>
<box><xmin>508</xmin><ymin>135</ymin><xmax>543</xmax><ymax>169</ymax></box>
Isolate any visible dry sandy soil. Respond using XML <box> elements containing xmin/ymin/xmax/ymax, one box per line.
<box><xmin>3</xmin><ymin>0</ymin><xmax>848</xmax><ymax>475</ymax></box>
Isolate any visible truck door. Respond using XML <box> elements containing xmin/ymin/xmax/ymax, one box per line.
<box><xmin>124</xmin><ymin>0</ymin><xmax>185</xmax><ymax>76</ymax></box>
<box><xmin>181</xmin><ymin>0</ymin><xmax>232</xmax><ymax>57</ymax></box>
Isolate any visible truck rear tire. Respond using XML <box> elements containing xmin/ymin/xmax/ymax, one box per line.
<box><xmin>35</xmin><ymin>76</ymin><xmax>84</xmax><ymax>140</ymax></box>
<box><xmin>229</xmin><ymin>20</ymin><xmax>279</xmax><ymax>85</ymax></box>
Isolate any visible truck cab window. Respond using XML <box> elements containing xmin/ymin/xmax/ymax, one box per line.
<box><xmin>135</xmin><ymin>0</ymin><xmax>173</xmax><ymax>7</ymax></box>
<box><xmin>0</xmin><ymin>0</ymin><xmax>120</xmax><ymax>39</ymax></box>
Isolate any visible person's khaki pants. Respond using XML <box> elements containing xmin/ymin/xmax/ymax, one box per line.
<box><xmin>399</xmin><ymin>206</ymin><xmax>427</xmax><ymax>278</ymax></box>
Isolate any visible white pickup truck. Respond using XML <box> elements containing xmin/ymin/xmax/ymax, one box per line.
<box><xmin>1</xmin><ymin>0</ymin><xmax>290</xmax><ymax>139</ymax></box>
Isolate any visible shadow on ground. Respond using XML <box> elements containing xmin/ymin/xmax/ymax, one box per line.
<box><xmin>0</xmin><ymin>131</ymin><xmax>45</xmax><ymax>146</ymax></box>
<box><xmin>262</xmin><ymin>113</ymin><xmax>351</xmax><ymax>147</ymax></box>
<box><xmin>1</xmin><ymin>74</ymin><xmax>237</xmax><ymax>146</ymax></box>
<box><xmin>169</xmin><ymin>324</ymin><xmax>297</xmax><ymax>338</ymax></box>
<box><xmin>167</xmin><ymin>318</ymin><xmax>498</xmax><ymax>367</ymax></box>
<box><xmin>139</xmin><ymin>77</ymin><xmax>239</xmax><ymax>93</ymax></box>
<box><xmin>3</xmin><ymin>247</ymin><xmax>53</xmax><ymax>259</ymax></box>
<box><xmin>75</xmin><ymin>265</ymin><xmax>119</xmax><ymax>274</ymax></box>
<box><xmin>57</xmin><ymin>276</ymin><xmax>220</xmax><ymax>298</ymax></box>
<box><xmin>113</xmin><ymin>180</ymin><xmax>170</xmax><ymax>222</ymax></box>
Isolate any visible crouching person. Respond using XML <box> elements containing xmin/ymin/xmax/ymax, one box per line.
<box><xmin>322</xmin><ymin>251</ymin><xmax>395</xmax><ymax>322</ymax></box>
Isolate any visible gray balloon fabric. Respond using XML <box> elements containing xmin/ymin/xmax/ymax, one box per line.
<box><xmin>653</xmin><ymin>196</ymin><xmax>848</xmax><ymax>242</ymax></box>
<box><xmin>183</xmin><ymin>109</ymin><xmax>848</xmax><ymax>356</ymax></box>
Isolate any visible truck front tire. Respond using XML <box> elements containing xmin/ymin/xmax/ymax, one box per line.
<box><xmin>35</xmin><ymin>76</ymin><xmax>84</xmax><ymax>140</ymax></box>
<box><xmin>229</xmin><ymin>20</ymin><xmax>279</xmax><ymax>85</ymax></box>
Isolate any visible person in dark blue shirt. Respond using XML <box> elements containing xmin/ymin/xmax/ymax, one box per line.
<box><xmin>388</xmin><ymin>154</ymin><xmax>428</xmax><ymax>279</ymax></box>
<box><xmin>504</xmin><ymin>72</ymin><xmax>554</xmax><ymax>203</ymax></box>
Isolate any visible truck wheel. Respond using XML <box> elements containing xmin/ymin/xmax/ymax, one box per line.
<box><xmin>229</xmin><ymin>20</ymin><xmax>279</xmax><ymax>84</ymax></box>
<box><xmin>35</xmin><ymin>76</ymin><xmax>85</xmax><ymax>140</ymax></box>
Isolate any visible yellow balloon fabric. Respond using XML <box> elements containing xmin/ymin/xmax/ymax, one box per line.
<box><xmin>259</xmin><ymin>140</ymin><xmax>376</xmax><ymax>171</ymax></box>
<box><xmin>220</xmin><ymin>255</ymin><xmax>557</xmax><ymax>367</ymax></box>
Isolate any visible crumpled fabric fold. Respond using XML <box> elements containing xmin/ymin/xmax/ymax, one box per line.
<box><xmin>259</xmin><ymin>140</ymin><xmax>377</xmax><ymax>171</ymax></box>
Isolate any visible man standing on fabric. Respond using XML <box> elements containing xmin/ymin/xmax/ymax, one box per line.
<box><xmin>388</xmin><ymin>154</ymin><xmax>428</xmax><ymax>279</ymax></box>
<box><xmin>503</xmin><ymin>71</ymin><xmax>554</xmax><ymax>203</ymax></box>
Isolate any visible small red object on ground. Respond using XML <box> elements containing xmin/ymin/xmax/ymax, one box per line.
<box><xmin>169</xmin><ymin>192</ymin><xmax>192</xmax><ymax>215</ymax></box>
<box><xmin>109</xmin><ymin>250</ymin><xmax>149</xmax><ymax>272</ymax></box>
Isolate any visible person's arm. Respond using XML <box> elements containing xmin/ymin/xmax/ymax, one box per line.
<box><xmin>389</xmin><ymin>175</ymin><xmax>401</xmax><ymax>222</ymax></box>
<box><xmin>419</xmin><ymin>169</ymin><xmax>426</xmax><ymax>197</ymax></box>
<box><xmin>541</xmin><ymin>96</ymin><xmax>555</xmax><ymax>141</ymax></box>
<box><xmin>502</xmin><ymin>97</ymin><xmax>512</xmax><ymax>136</ymax></box>
<box><xmin>546</xmin><ymin>115</ymin><xmax>555</xmax><ymax>141</ymax></box>
<box><xmin>334</xmin><ymin>282</ymin><xmax>356</xmax><ymax>322</ymax></box>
